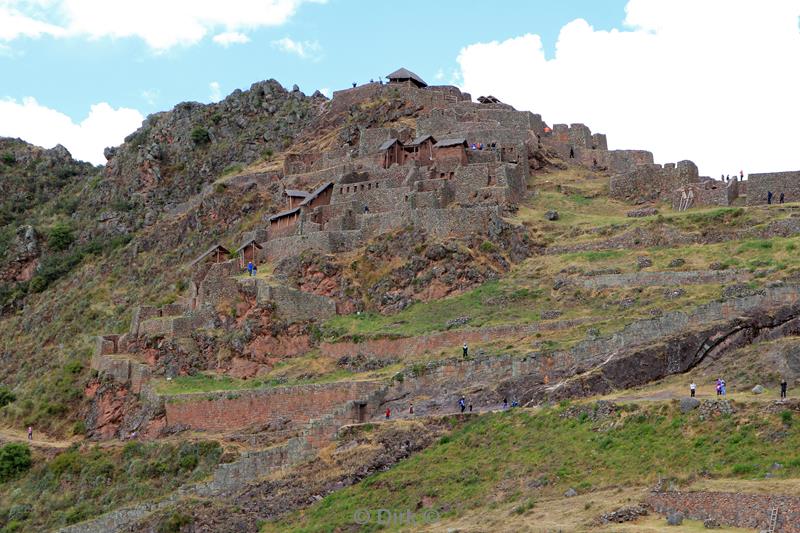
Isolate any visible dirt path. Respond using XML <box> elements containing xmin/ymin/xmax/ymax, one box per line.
<box><xmin>0</xmin><ymin>426</ymin><xmax>79</xmax><ymax>450</ymax></box>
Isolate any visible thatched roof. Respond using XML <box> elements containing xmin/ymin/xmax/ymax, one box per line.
<box><xmin>268</xmin><ymin>207</ymin><xmax>300</xmax><ymax>222</ymax></box>
<box><xmin>407</xmin><ymin>134</ymin><xmax>436</xmax><ymax>147</ymax></box>
<box><xmin>386</xmin><ymin>68</ymin><xmax>427</xmax><ymax>88</ymax></box>
<box><xmin>378</xmin><ymin>138</ymin><xmax>401</xmax><ymax>151</ymax></box>
<box><xmin>300</xmin><ymin>182</ymin><xmax>334</xmax><ymax>206</ymax></box>
<box><xmin>189</xmin><ymin>244</ymin><xmax>230</xmax><ymax>267</ymax></box>
<box><xmin>434</xmin><ymin>137</ymin><xmax>468</xmax><ymax>148</ymax></box>
<box><xmin>284</xmin><ymin>189</ymin><xmax>309</xmax><ymax>198</ymax></box>
<box><xmin>234</xmin><ymin>238</ymin><xmax>263</xmax><ymax>253</ymax></box>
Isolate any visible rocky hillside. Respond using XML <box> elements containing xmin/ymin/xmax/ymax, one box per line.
<box><xmin>0</xmin><ymin>73</ymin><xmax>799</xmax><ymax>533</ymax></box>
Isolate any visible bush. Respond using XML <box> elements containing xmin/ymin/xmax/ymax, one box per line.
<box><xmin>479</xmin><ymin>241</ymin><xmax>497</xmax><ymax>253</ymax></box>
<box><xmin>1</xmin><ymin>153</ymin><xmax>15</xmax><ymax>166</ymax></box>
<box><xmin>0</xmin><ymin>443</ymin><xmax>32</xmax><ymax>482</ymax></box>
<box><xmin>47</xmin><ymin>223</ymin><xmax>74</xmax><ymax>252</ymax></box>
<box><xmin>190</xmin><ymin>126</ymin><xmax>210</xmax><ymax>145</ymax></box>
<box><xmin>0</xmin><ymin>386</ymin><xmax>16</xmax><ymax>407</ymax></box>
<box><xmin>157</xmin><ymin>511</ymin><xmax>192</xmax><ymax>533</ymax></box>
<box><xmin>781</xmin><ymin>410</ymin><xmax>793</xmax><ymax>426</ymax></box>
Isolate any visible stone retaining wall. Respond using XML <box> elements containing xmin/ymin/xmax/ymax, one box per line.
<box><xmin>746</xmin><ymin>170</ymin><xmax>800</xmax><ymax>205</ymax></box>
<box><xmin>256</xmin><ymin>282</ymin><xmax>336</xmax><ymax>322</ymax></box>
<box><xmin>648</xmin><ymin>491</ymin><xmax>800</xmax><ymax>532</ymax></box>
<box><xmin>163</xmin><ymin>380</ymin><xmax>383</xmax><ymax>432</ymax></box>
<box><xmin>578</xmin><ymin>269</ymin><xmax>748</xmax><ymax>289</ymax></box>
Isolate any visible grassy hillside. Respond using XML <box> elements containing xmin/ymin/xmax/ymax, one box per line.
<box><xmin>267</xmin><ymin>400</ymin><xmax>800</xmax><ymax>532</ymax></box>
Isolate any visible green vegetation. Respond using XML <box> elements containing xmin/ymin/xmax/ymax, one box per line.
<box><xmin>0</xmin><ymin>441</ymin><xmax>222</xmax><ymax>531</ymax></box>
<box><xmin>0</xmin><ymin>153</ymin><xmax>15</xmax><ymax>166</ymax></box>
<box><xmin>190</xmin><ymin>126</ymin><xmax>211</xmax><ymax>145</ymax></box>
<box><xmin>0</xmin><ymin>444</ymin><xmax>31</xmax><ymax>482</ymax></box>
<box><xmin>46</xmin><ymin>222</ymin><xmax>74</xmax><ymax>252</ymax></box>
<box><xmin>0</xmin><ymin>387</ymin><xmax>16</xmax><ymax>408</ymax></box>
<box><xmin>269</xmin><ymin>402</ymin><xmax>800</xmax><ymax>531</ymax></box>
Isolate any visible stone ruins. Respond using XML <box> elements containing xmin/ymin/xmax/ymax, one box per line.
<box><xmin>90</xmin><ymin>68</ymin><xmax>800</xmax><ymax>443</ymax></box>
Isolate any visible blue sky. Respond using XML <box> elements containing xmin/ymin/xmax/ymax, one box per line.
<box><xmin>0</xmin><ymin>0</ymin><xmax>798</xmax><ymax>175</ymax></box>
<box><xmin>1</xmin><ymin>0</ymin><xmax>626</xmax><ymax>119</ymax></box>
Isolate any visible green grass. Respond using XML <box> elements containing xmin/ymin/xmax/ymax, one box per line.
<box><xmin>0</xmin><ymin>441</ymin><xmax>222</xmax><ymax>532</ymax></box>
<box><xmin>268</xmin><ymin>402</ymin><xmax>800</xmax><ymax>532</ymax></box>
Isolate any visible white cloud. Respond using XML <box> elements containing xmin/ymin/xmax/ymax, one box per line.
<box><xmin>271</xmin><ymin>36</ymin><xmax>321</xmax><ymax>59</ymax></box>
<box><xmin>0</xmin><ymin>0</ymin><xmax>325</xmax><ymax>50</ymax></box>
<box><xmin>0</xmin><ymin>97</ymin><xmax>143</xmax><ymax>164</ymax></box>
<box><xmin>209</xmin><ymin>81</ymin><xmax>222</xmax><ymax>102</ymax></box>
<box><xmin>320</xmin><ymin>87</ymin><xmax>330</xmax><ymax>98</ymax></box>
<box><xmin>212</xmin><ymin>31</ymin><xmax>249</xmax><ymax>46</ymax></box>
<box><xmin>457</xmin><ymin>0</ymin><xmax>800</xmax><ymax>176</ymax></box>
<box><xmin>140</xmin><ymin>88</ymin><xmax>159</xmax><ymax>105</ymax></box>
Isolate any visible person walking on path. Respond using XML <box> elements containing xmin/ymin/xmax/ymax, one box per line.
<box><xmin>690</xmin><ymin>381</ymin><xmax>696</xmax><ymax>397</ymax></box>
<box><xmin>468</xmin><ymin>402</ymin><xmax>473</xmax><ymax>412</ymax></box>
<box><xmin>459</xmin><ymin>396</ymin><xmax>466</xmax><ymax>413</ymax></box>
<box><xmin>463</xmin><ymin>343</ymin><xmax>468</xmax><ymax>359</ymax></box>
<box><xmin>768</xmin><ymin>191</ymin><xmax>773</xmax><ymax>204</ymax></box>
<box><xmin>780</xmin><ymin>192</ymin><xmax>785</xmax><ymax>204</ymax></box>
<box><xmin>781</xmin><ymin>378</ymin><xmax>788</xmax><ymax>399</ymax></box>
<box><xmin>385</xmin><ymin>407</ymin><xmax>391</xmax><ymax>419</ymax></box>
<box><xmin>720</xmin><ymin>379</ymin><xmax>727</xmax><ymax>396</ymax></box>
<box><xmin>247</xmin><ymin>261</ymin><xmax>254</xmax><ymax>276</ymax></box>
<box><xmin>409</xmin><ymin>403</ymin><xmax>414</xmax><ymax>415</ymax></box>
<box><xmin>716</xmin><ymin>379</ymin><xmax>722</xmax><ymax>396</ymax></box>
<box><xmin>27</xmin><ymin>426</ymin><xmax>32</xmax><ymax>441</ymax></box>
<box><xmin>502</xmin><ymin>397</ymin><xmax>508</xmax><ymax>409</ymax></box>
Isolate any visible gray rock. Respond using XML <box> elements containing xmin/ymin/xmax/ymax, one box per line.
<box><xmin>680</xmin><ymin>397</ymin><xmax>701</xmax><ymax>413</ymax></box>
<box><xmin>703</xmin><ymin>518</ymin><xmax>720</xmax><ymax>529</ymax></box>
<box><xmin>292</xmin><ymin>84</ymin><xmax>300</xmax><ymax>92</ymax></box>
<box><xmin>564</xmin><ymin>488</ymin><xmax>577</xmax><ymax>498</ymax></box>
<box><xmin>636</xmin><ymin>256</ymin><xmax>653</xmax><ymax>269</ymax></box>
<box><xmin>666</xmin><ymin>511</ymin><xmax>684</xmax><ymax>525</ymax></box>
<box><xmin>668</xmin><ymin>258</ymin><xmax>685</xmax><ymax>268</ymax></box>
<box><xmin>752</xmin><ymin>384</ymin><xmax>765</xmax><ymax>394</ymax></box>
<box><xmin>545</xmin><ymin>210</ymin><xmax>559</xmax><ymax>221</ymax></box>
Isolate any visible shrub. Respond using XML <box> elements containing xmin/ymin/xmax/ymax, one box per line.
<box><xmin>190</xmin><ymin>126</ymin><xmax>210</xmax><ymax>145</ymax></box>
<box><xmin>1</xmin><ymin>153</ymin><xmax>15</xmax><ymax>166</ymax></box>
<box><xmin>47</xmin><ymin>222</ymin><xmax>74</xmax><ymax>251</ymax></box>
<box><xmin>0</xmin><ymin>443</ymin><xmax>32</xmax><ymax>482</ymax></box>
<box><xmin>781</xmin><ymin>410</ymin><xmax>793</xmax><ymax>426</ymax></box>
<box><xmin>157</xmin><ymin>511</ymin><xmax>192</xmax><ymax>533</ymax></box>
<box><xmin>479</xmin><ymin>241</ymin><xmax>497</xmax><ymax>253</ymax></box>
<box><xmin>0</xmin><ymin>386</ymin><xmax>16</xmax><ymax>407</ymax></box>
<box><xmin>262</xmin><ymin>148</ymin><xmax>274</xmax><ymax>161</ymax></box>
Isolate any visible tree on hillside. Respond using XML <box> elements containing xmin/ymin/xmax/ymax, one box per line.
<box><xmin>0</xmin><ymin>443</ymin><xmax>32</xmax><ymax>482</ymax></box>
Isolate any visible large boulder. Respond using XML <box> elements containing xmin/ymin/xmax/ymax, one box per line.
<box><xmin>666</xmin><ymin>511</ymin><xmax>684</xmax><ymax>525</ymax></box>
<box><xmin>680</xmin><ymin>397</ymin><xmax>701</xmax><ymax>413</ymax></box>
<box><xmin>752</xmin><ymin>384</ymin><xmax>765</xmax><ymax>394</ymax></box>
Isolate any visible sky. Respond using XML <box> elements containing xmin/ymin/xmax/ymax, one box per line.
<box><xmin>0</xmin><ymin>0</ymin><xmax>798</xmax><ymax>176</ymax></box>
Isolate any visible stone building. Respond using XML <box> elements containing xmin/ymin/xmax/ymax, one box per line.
<box><xmin>379</xmin><ymin>138</ymin><xmax>404</xmax><ymax>168</ymax></box>
<box><xmin>404</xmin><ymin>134</ymin><xmax>436</xmax><ymax>165</ymax></box>
<box><xmin>386</xmin><ymin>67</ymin><xmax>427</xmax><ymax>88</ymax></box>
<box><xmin>433</xmin><ymin>138</ymin><xmax>468</xmax><ymax>166</ymax></box>
<box><xmin>190</xmin><ymin>244</ymin><xmax>230</xmax><ymax>268</ymax></box>
<box><xmin>284</xmin><ymin>189</ymin><xmax>309</xmax><ymax>209</ymax></box>
<box><xmin>236</xmin><ymin>238</ymin><xmax>263</xmax><ymax>269</ymax></box>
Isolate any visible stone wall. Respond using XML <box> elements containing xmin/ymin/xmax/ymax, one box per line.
<box><xmin>91</xmin><ymin>354</ymin><xmax>152</xmax><ymax>393</ymax></box>
<box><xmin>672</xmin><ymin>179</ymin><xmax>739</xmax><ymax>209</ymax></box>
<box><xmin>163</xmin><ymin>380</ymin><xmax>383</xmax><ymax>432</ymax></box>
<box><xmin>610</xmin><ymin>160</ymin><xmax>699</xmax><ymax>203</ymax></box>
<box><xmin>578</xmin><ymin>269</ymin><xmax>747</xmax><ymax>289</ymax></box>
<box><xmin>648</xmin><ymin>491</ymin><xmax>800</xmax><ymax>532</ymax></box>
<box><xmin>746</xmin><ymin>170</ymin><xmax>800</xmax><ymax>205</ymax></box>
<box><xmin>256</xmin><ymin>282</ymin><xmax>337</xmax><ymax>322</ymax></box>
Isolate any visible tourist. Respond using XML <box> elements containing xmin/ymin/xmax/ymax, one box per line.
<box><xmin>409</xmin><ymin>402</ymin><xmax>414</xmax><ymax>415</ymax></box>
<box><xmin>459</xmin><ymin>396</ymin><xmax>466</xmax><ymax>413</ymax></box>
<box><xmin>721</xmin><ymin>174</ymin><xmax>725</xmax><ymax>181</ymax></box>
<box><xmin>781</xmin><ymin>378</ymin><xmax>788</xmax><ymax>399</ymax></box>
<box><xmin>768</xmin><ymin>191</ymin><xmax>773</xmax><ymax>204</ymax></box>
<box><xmin>385</xmin><ymin>407</ymin><xmax>391</xmax><ymax>419</ymax></box>
<box><xmin>511</xmin><ymin>399</ymin><xmax>519</xmax><ymax>408</ymax></box>
<box><xmin>690</xmin><ymin>380</ymin><xmax>696</xmax><ymax>398</ymax></box>
<box><xmin>364</xmin><ymin>205</ymin><xmax>369</xmax><ymax>213</ymax></box>
<box><xmin>27</xmin><ymin>426</ymin><xmax>32</xmax><ymax>441</ymax></box>
<box><xmin>502</xmin><ymin>397</ymin><xmax>508</xmax><ymax>409</ymax></box>
<box><xmin>463</xmin><ymin>343</ymin><xmax>468</xmax><ymax>359</ymax></box>
<box><xmin>469</xmin><ymin>402</ymin><xmax>473</xmax><ymax>412</ymax></box>
<box><xmin>721</xmin><ymin>379</ymin><xmax>727</xmax><ymax>396</ymax></box>
<box><xmin>352</xmin><ymin>82</ymin><xmax>356</xmax><ymax>88</ymax></box>
<box><xmin>247</xmin><ymin>261</ymin><xmax>254</xmax><ymax>276</ymax></box>
<box><xmin>569</xmin><ymin>147</ymin><xmax>575</xmax><ymax>158</ymax></box>
<box><xmin>780</xmin><ymin>192</ymin><xmax>785</xmax><ymax>204</ymax></box>
<box><xmin>716</xmin><ymin>379</ymin><xmax>722</xmax><ymax>396</ymax></box>
<box><xmin>252</xmin><ymin>264</ymin><xmax>258</xmax><ymax>277</ymax></box>
<box><xmin>740</xmin><ymin>170</ymin><xmax>744</xmax><ymax>179</ymax></box>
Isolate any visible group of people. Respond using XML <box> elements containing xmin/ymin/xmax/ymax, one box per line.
<box><xmin>767</xmin><ymin>190</ymin><xmax>786</xmax><ymax>204</ymax></box>
<box><xmin>689</xmin><ymin>378</ymin><xmax>789</xmax><ymax>399</ymax></box>
<box><xmin>721</xmin><ymin>170</ymin><xmax>745</xmax><ymax>182</ymax></box>
<box><xmin>246</xmin><ymin>261</ymin><xmax>258</xmax><ymax>277</ymax></box>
